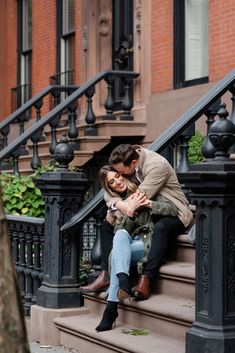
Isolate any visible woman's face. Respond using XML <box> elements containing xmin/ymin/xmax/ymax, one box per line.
<box><xmin>106</xmin><ymin>171</ymin><xmax>127</xmax><ymax>193</ymax></box>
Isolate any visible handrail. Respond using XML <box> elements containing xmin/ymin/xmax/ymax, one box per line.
<box><xmin>6</xmin><ymin>214</ymin><xmax>45</xmax><ymax>225</ymax></box>
<box><xmin>149</xmin><ymin>69</ymin><xmax>235</xmax><ymax>152</ymax></box>
<box><xmin>0</xmin><ymin>85</ymin><xmax>77</xmax><ymax>131</ymax></box>
<box><xmin>60</xmin><ymin>189</ymin><xmax>105</xmax><ymax>232</ymax></box>
<box><xmin>0</xmin><ymin>70</ymin><xmax>139</xmax><ymax>161</ymax></box>
<box><xmin>61</xmin><ymin>68</ymin><xmax>235</xmax><ymax>232</ymax></box>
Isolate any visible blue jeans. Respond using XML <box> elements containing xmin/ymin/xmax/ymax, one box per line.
<box><xmin>107</xmin><ymin>229</ymin><xmax>144</xmax><ymax>302</ymax></box>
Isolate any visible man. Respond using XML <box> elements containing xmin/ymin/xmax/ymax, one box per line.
<box><xmin>81</xmin><ymin>144</ymin><xmax>193</xmax><ymax>299</ymax></box>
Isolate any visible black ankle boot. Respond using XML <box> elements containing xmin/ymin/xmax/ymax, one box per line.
<box><xmin>117</xmin><ymin>272</ymin><xmax>132</xmax><ymax>301</ymax></box>
<box><xmin>96</xmin><ymin>302</ymin><xmax>118</xmax><ymax>332</ymax></box>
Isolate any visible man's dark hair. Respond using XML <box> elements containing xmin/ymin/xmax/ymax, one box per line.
<box><xmin>109</xmin><ymin>144</ymin><xmax>139</xmax><ymax>166</ymax></box>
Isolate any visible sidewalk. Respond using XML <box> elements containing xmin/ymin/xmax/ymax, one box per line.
<box><xmin>29</xmin><ymin>340</ymin><xmax>78</xmax><ymax>353</ymax></box>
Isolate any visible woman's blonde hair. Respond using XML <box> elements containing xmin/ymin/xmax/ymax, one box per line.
<box><xmin>99</xmin><ymin>165</ymin><xmax>137</xmax><ymax>197</ymax></box>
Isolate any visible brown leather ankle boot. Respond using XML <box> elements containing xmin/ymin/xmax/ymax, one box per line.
<box><xmin>80</xmin><ymin>271</ymin><xmax>110</xmax><ymax>293</ymax></box>
<box><xmin>133</xmin><ymin>275</ymin><xmax>150</xmax><ymax>300</ymax></box>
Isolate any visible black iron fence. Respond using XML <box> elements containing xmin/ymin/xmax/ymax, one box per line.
<box><xmin>7</xmin><ymin>214</ymin><xmax>98</xmax><ymax>316</ymax></box>
<box><xmin>7</xmin><ymin>214</ymin><xmax>44</xmax><ymax>316</ymax></box>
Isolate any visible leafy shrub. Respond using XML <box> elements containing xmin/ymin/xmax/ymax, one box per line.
<box><xmin>0</xmin><ymin>173</ymin><xmax>45</xmax><ymax>217</ymax></box>
<box><xmin>79</xmin><ymin>258</ymin><xmax>94</xmax><ymax>286</ymax></box>
<box><xmin>0</xmin><ymin>162</ymin><xmax>59</xmax><ymax>218</ymax></box>
<box><xmin>188</xmin><ymin>130</ymin><xmax>204</xmax><ymax>164</ymax></box>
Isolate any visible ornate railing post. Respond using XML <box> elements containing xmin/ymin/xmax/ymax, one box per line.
<box><xmin>35</xmin><ymin>134</ymin><xmax>90</xmax><ymax>308</ymax></box>
<box><xmin>180</xmin><ymin>104</ymin><xmax>235</xmax><ymax>353</ymax></box>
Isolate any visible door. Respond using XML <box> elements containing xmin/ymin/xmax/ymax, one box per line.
<box><xmin>112</xmin><ymin>0</ymin><xmax>133</xmax><ymax>108</ymax></box>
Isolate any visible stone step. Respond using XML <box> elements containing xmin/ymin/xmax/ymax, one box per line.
<box><xmin>156</xmin><ymin>261</ymin><xmax>195</xmax><ymax>301</ymax></box>
<box><xmin>17</xmin><ymin>150</ymin><xmax>94</xmax><ymax>170</ymax></box>
<box><xmin>82</xmin><ymin>293</ymin><xmax>194</xmax><ymax>341</ymax></box>
<box><xmin>11</xmin><ymin>120</ymin><xmax>146</xmax><ymax>174</ymax></box>
<box><xmin>27</xmin><ymin>135</ymin><xmax>111</xmax><ymax>154</ymax></box>
<box><xmin>54</xmin><ymin>310</ymin><xmax>186</xmax><ymax>353</ymax></box>
<box><xmin>44</xmin><ymin>120</ymin><xmax>146</xmax><ymax>139</ymax></box>
<box><xmin>168</xmin><ymin>233</ymin><xmax>195</xmax><ymax>264</ymax></box>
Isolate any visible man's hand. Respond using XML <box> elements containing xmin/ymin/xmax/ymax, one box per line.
<box><xmin>106</xmin><ymin>209</ymin><xmax>116</xmax><ymax>225</ymax></box>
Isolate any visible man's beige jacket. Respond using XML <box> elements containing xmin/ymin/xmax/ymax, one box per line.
<box><xmin>104</xmin><ymin>146</ymin><xmax>193</xmax><ymax>228</ymax></box>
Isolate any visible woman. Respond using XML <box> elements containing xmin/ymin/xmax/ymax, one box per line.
<box><xmin>96</xmin><ymin>165</ymin><xmax>178</xmax><ymax>332</ymax></box>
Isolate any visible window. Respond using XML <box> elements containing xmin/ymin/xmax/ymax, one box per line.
<box><xmin>55</xmin><ymin>0</ymin><xmax>75</xmax><ymax>85</ymax></box>
<box><xmin>174</xmin><ymin>0</ymin><xmax>208</xmax><ymax>89</ymax></box>
<box><xmin>15</xmin><ymin>0</ymin><xmax>32</xmax><ymax>108</ymax></box>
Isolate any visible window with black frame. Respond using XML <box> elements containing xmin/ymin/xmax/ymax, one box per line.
<box><xmin>174</xmin><ymin>0</ymin><xmax>208</xmax><ymax>89</ymax></box>
<box><xmin>54</xmin><ymin>0</ymin><xmax>75</xmax><ymax>86</ymax></box>
<box><xmin>12</xmin><ymin>0</ymin><xmax>32</xmax><ymax>111</ymax></box>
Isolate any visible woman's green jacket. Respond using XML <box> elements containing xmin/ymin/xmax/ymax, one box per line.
<box><xmin>114</xmin><ymin>194</ymin><xmax>178</xmax><ymax>273</ymax></box>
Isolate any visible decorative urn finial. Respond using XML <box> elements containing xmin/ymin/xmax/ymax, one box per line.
<box><xmin>54</xmin><ymin>133</ymin><xmax>74</xmax><ymax>169</ymax></box>
<box><xmin>208</xmin><ymin>103</ymin><xmax>235</xmax><ymax>161</ymax></box>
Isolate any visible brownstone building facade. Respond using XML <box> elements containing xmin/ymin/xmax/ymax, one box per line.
<box><xmin>0</xmin><ymin>0</ymin><xmax>234</xmax><ymax>145</ymax></box>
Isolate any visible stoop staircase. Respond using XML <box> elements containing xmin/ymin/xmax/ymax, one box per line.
<box><xmin>53</xmin><ymin>233</ymin><xmax>195</xmax><ymax>353</ymax></box>
<box><xmin>0</xmin><ymin>70</ymin><xmax>144</xmax><ymax>176</ymax></box>
<box><xmin>18</xmin><ymin>119</ymin><xmax>146</xmax><ymax>174</ymax></box>
<box><xmin>3</xmin><ymin>69</ymin><xmax>235</xmax><ymax>352</ymax></box>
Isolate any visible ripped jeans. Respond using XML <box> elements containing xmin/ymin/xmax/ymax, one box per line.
<box><xmin>107</xmin><ymin>229</ymin><xmax>144</xmax><ymax>302</ymax></box>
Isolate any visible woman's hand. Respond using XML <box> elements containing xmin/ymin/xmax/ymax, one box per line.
<box><xmin>126</xmin><ymin>191</ymin><xmax>149</xmax><ymax>217</ymax></box>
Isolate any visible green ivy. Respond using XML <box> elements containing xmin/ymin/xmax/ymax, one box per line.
<box><xmin>188</xmin><ymin>129</ymin><xmax>204</xmax><ymax>164</ymax></box>
<box><xmin>0</xmin><ymin>173</ymin><xmax>45</xmax><ymax>217</ymax></box>
<box><xmin>0</xmin><ymin>162</ymin><xmax>59</xmax><ymax>218</ymax></box>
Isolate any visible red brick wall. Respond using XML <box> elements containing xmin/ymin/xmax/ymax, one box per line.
<box><xmin>0</xmin><ymin>0</ymin><xmax>18</xmax><ymax>120</ymax></box>
<box><xmin>0</xmin><ymin>1</ymin><xmax>7</xmax><ymax>120</ymax></box>
<box><xmin>209</xmin><ymin>0</ymin><xmax>235</xmax><ymax>81</ymax></box>
<box><xmin>32</xmin><ymin>0</ymin><xmax>56</xmax><ymax>96</ymax></box>
<box><xmin>151</xmin><ymin>0</ymin><xmax>173</xmax><ymax>93</ymax></box>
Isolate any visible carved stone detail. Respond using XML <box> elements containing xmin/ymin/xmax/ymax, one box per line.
<box><xmin>201</xmin><ymin>238</ymin><xmax>209</xmax><ymax>293</ymax></box>
<box><xmin>83</xmin><ymin>25</ymin><xmax>88</xmax><ymax>52</ymax></box>
<box><xmin>135</xmin><ymin>0</ymin><xmax>142</xmax><ymax>34</ymax></box>
<box><xmin>98</xmin><ymin>16</ymin><xmax>110</xmax><ymax>36</ymax></box>
<box><xmin>227</xmin><ymin>227</ymin><xmax>235</xmax><ymax>294</ymax></box>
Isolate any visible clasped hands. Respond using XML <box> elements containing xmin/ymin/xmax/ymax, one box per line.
<box><xmin>126</xmin><ymin>190</ymin><xmax>151</xmax><ymax>218</ymax></box>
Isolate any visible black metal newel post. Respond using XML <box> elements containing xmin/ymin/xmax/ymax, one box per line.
<box><xmin>35</xmin><ymin>133</ymin><xmax>90</xmax><ymax>308</ymax></box>
<box><xmin>179</xmin><ymin>103</ymin><xmax>235</xmax><ymax>353</ymax></box>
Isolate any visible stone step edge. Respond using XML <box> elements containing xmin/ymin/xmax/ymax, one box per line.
<box><xmin>176</xmin><ymin>233</ymin><xmax>195</xmax><ymax>246</ymax></box>
<box><xmin>43</xmin><ymin>119</ymin><xmax>147</xmax><ymax>135</ymax></box>
<box><xmin>159</xmin><ymin>261</ymin><xmax>195</xmax><ymax>281</ymax></box>
<box><xmin>26</xmin><ymin>135</ymin><xmax>111</xmax><ymax>148</ymax></box>
<box><xmin>83</xmin><ymin>293</ymin><xmax>195</xmax><ymax>325</ymax></box>
<box><xmin>54</xmin><ymin>313</ymin><xmax>185</xmax><ymax>353</ymax></box>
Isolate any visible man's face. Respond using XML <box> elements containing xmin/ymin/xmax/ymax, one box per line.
<box><xmin>112</xmin><ymin>160</ymin><xmax>137</xmax><ymax>176</ymax></box>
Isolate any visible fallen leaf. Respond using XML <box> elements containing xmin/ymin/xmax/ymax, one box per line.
<box><xmin>121</xmin><ymin>328</ymin><xmax>149</xmax><ymax>336</ymax></box>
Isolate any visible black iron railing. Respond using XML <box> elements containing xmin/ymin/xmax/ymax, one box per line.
<box><xmin>0</xmin><ymin>70</ymin><xmax>139</xmax><ymax>174</ymax></box>
<box><xmin>0</xmin><ymin>85</ymin><xmax>79</xmax><ymax>173</ymax></box>
<box><xmin>7</xmin><ymin>214</ymin><xmax>44</xmax><ymax>316</ymax></box>
<box><xmin>7</xmin><ymin>213</ymin><xmax>101</xmax><ymax>315</ymax></box>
